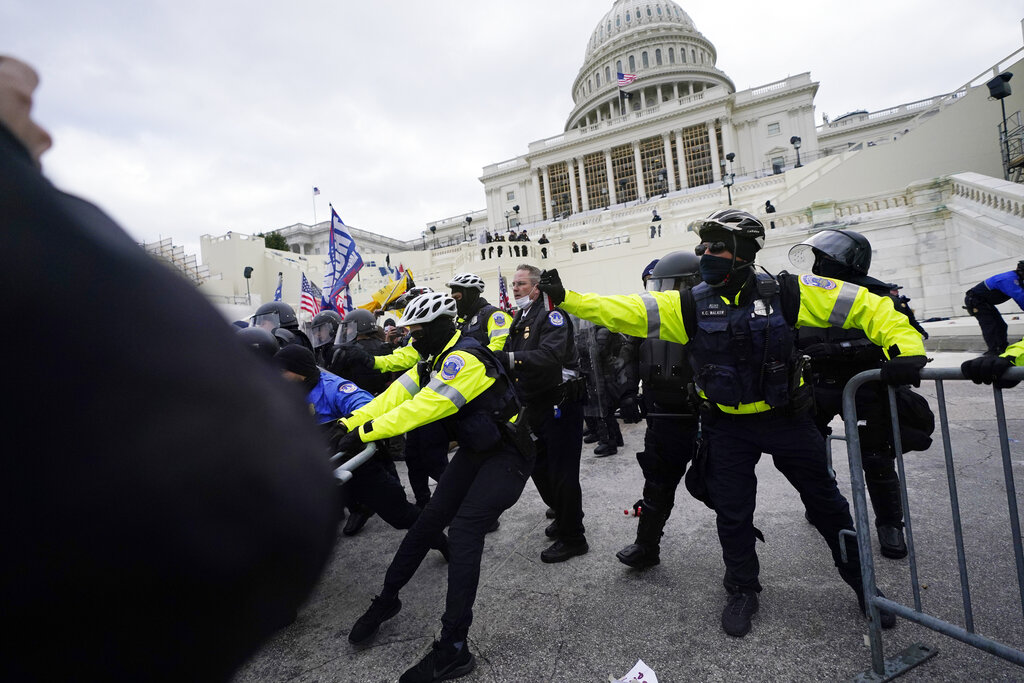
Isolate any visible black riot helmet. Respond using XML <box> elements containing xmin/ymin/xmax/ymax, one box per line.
<box><xmin>250</xmin><ymin>301</ymin><xmax>299</xmax><ymax>332</ymax></box>
<box><xmin>646</xmin><ymin>251</ymin><xmax>702</xmax><ymax>292</ymax></box>
<box><xmin>1016</xmin><ymin>260</ymin><xmax>1024</xmax><ymax>280</ymax></box>
<box><xmin>789</xmin><ymin>229</ymin><xmax>872</xmax><ymax>276</ymax></box>
<box><xmin>236</xmin><ymin>326</ymin><xmax>280</xmax><ymax>359</ymax></box>
<box><xmin>309</xmin><ymin>310</ymin><xmax>342</xmax><ymax>348</ymax></box>
<box><xmin>336</xmin><ymin>309</ymin><xmax>379</xmax><ymax>344</ymax></box>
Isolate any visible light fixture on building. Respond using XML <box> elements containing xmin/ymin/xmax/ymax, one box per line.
<box><xmin>723</xmin><ymin>172</ymin><xmax>735</xmax><ymax>206</ymax></box>
<box><xmin>463</xmin><ymin>215</ymin><xmax>472</xmax><ymax>241</ymax></box>
<box><xmin>986</xmin><ymin>72</ymin><xmax>1014</xmax><ymax>180</ymax></box>
<box><xmin>657</xmin><ymin>168</ymin><xmax>668</xmax><ymax>197</ymax></box>
<box><xmin>790</xmin><ymin>136</ymin><xmax>802</xmax><ymax>168</ymax></box>
<box><xmin>243</xmin><ymin>266</ymin><xmax>253</xmax><ymax>305</ymax></box>
<box><xmin>429</xmin><ymin>224</ymin><xmax>437</xmax><ymax>248</ymax></box>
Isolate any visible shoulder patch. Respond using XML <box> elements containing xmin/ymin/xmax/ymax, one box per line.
<box><xmin>800</xmin><ymin>274</ymin><xmax>838</xmax><ymax>290</ymax></box>
<box><xmin>339</xmin><ymin>382</ymin><xmax>358</xmax><ymax>394</ymax></box>
<box><xmin>548</xmin><ymin>310</ymin><xmax>565</xmax><ymax>327</ymax></box>
<box><xmin>492</xmin><ymin>312</ymin><xmax>507</xmax><ymax>327</ymax></box>
<box><xmin>440</xmin><ymin>354</ymin><xmax>467</xmax><ymax>381</ymax></box>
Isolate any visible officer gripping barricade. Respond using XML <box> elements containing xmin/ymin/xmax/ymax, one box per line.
<box><xmin>841</xmin><ymin>338</ymin><xmax>1024</xmax><ymax>680</ymax></box>
<box><xmin>789</xmin><ymin>228</ymin><xmax>936</xmax><ymax>560</ymax></box>
<box><xmin>338</xmin><ymin>292</ymin><xmax>534</xmax><ymax>683</ymax></box>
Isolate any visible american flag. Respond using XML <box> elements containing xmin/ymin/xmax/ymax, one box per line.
<box><xmin>617</xmin><ymin>72</ymin><xmax>637</xmax><ymax>87</ymax></box>
<box><xmin>497</xmin><ymin>267</ymin><xmax>512</xmax><ymax>312</ymax></box>
<box><xmin>301</xmin><ymin>273</ymin><xmax>322</xmax><ymax>316</ymax></box>
<box><xmin>312</xmin><ymin>186</ymin><xmax>320</xmax><ymax>196</ymax></box>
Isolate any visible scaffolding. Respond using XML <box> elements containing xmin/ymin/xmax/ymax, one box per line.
<box><xmin>140</xmin><ymin>238</ymin><xmax>209</xmax><ymax>285</ymax></box>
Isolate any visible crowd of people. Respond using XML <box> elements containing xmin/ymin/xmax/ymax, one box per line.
<box><xmin>5</xmin><ymin>52</ymin><xmax>1023</xmax><ymax>683</ymax></box>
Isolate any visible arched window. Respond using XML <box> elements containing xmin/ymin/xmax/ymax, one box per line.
<box><xmin>629</xmin><ymin>55</ymin><xmax>636</xmax><ymax>71</ymax></box>
<box><xmin>657</xmin><ymin>5</ymin><xmax>662</xmax><ymax>15</ymax></box>
<box><xmin>668</xmin><ymin>47</ymin><xmax>675</xmax><ymax>63</ymax></box>
<box><xmin>616</xmin><ymin>60</ymin><xmax>623</xmax><ymax>75</ymax></box>
<box><xmin>700</xmin><ymin>51</ymin><xmax>705</xmax><ymax>64</ymax></box>
<box><xmin>588</xmin><ymin>79</ymin><xmax>592</xmax><ymax>94</ymax></box>
<box><xmin>655</xmin><ymin>49</ymin><xmax>662</xmax><ymax>65</ymax></box>
<box><xmin>616</xmin><ymin>16</ymin><xmax>620</xmax><ymax>27</ymax></box>
<box><xmin>681</xmin><ymin>48</ymin><xmax>686</xmax><ymax>63</ymax></box>
<box><xmin>626</xmin><ymin>11</ymin><xmax>631</xmax><ymax>23</ymax></box>
<box><xmin>647</xmin><ymin>7</ymin><xmax>652</xmax><ymax>16</ymax></box>
<box><xmin>596</xmin><ymin>72</ymin><xmax>601</xmax><ymax>87</ymax></box>
<box><xmin>636</xmin><ymin>9</ymin><xmax>641</xmax><ymax>20</ymax></box>
<box><xmin>606</xmin><ymin>66</ymin><xmax>612</xmax><ymax>82</ymax></box>
<box><xmin>642</xmin><ymin>52</ymin><xmax>649</xmax><ymax>68</ymax></box>
<box><xmin>691</xmin><ymin>49</ymin><xmax>696</xmax><ymax>63</ymax></box>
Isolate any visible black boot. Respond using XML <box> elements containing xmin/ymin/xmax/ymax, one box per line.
<box><xmin>616</xmin><ymin>498</ymin><xmax>666</xmax><ymax>569</ymax></box>
<box><xmin>593</xmin><ymin>441</ymin><xmax>617</xmax><ymax>456</ymax></box>
<box><xmin>866</xmin><ymin>469</ymin><xmax>907</xmax><ymax>559</ymax></box>
<box><xmin>399</xmin><ymin>640</ymin><xmax>475</xmax><ymax>683</ymax></box>
<box><xmin>343</xmin><ymin>504</ymin><xmax>375</xmax><ymax>536</ymax></box>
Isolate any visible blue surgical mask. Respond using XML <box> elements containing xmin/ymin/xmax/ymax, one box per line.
<box><xmin>699</xmin><ymin>254</ymin><xmax>734</xmax><ymax>287</ymax></box>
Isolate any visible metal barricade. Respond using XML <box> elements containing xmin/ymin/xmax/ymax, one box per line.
<box><xmin>331</xmin><ymin>442</ymin><xmax>377</xmax><ymax>483</ymax></box>
<box><xmin>842</xmin><ymin>367</ymin><xmax>1024</xmax><ymax>680</ymax></box>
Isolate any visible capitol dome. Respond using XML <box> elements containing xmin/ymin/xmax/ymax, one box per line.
<box><xmin>566</xmin><ymin>0</ymin><xmax>734</xmax><ymax>130</ymax></box>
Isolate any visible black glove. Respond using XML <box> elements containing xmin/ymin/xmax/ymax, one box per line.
<box><xmin>619</xmin><ymin>395</ymin><xmax>644</xmax><ymax>424</ymax></box>
<box><xmin>879</xmin><ymin>355</ymin><xmax>927</xmax><ymax>387</ymax></box>
<box><xmin>961</xmin><ymin>355</ymin><xmax>1020</xmax><ymax>389</ymax></box>
<box><xmin>493</xmin><ymin>350</ymin><xmax>510</xmax><ymax>370</ymax></box>
<box><xmin>538</xmin><ymin>269</ymin><xmax>566</xmax><ymax>306</ymax></box>
<box><xmin>326</xmin><ymin>420</ymin><xmax>349</xmax><ymax>451</ymax></box>
<box><xmin>801</xmin><ymin>342</ymin><xmax>843</xmax><ymax>359</ymax></box>
<box><xmin>335</xmin><ymin>427</ymin><xmax>365</xmax><ymax>455</ymax></box>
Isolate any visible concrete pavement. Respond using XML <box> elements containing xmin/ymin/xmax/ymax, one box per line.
<box><xmin>234</xmin><ymin>350</ymin><xmax>1024</xmax><ymax>682</ymax></box>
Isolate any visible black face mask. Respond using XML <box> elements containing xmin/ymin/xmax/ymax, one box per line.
<box><xmin>452</xmin><ymin>287</ymin><xmax>480</xmax><ymax>318</ymax></box>
<box><xmin>699</xmin><ymin>254</ymin><xmax>735</xmax><ymax>287</ymax></box>
<box><xmin>411</xmin><ymin>319</ymin><xmax>455</xmax><ymax>358</ymax></box>
<box><xmin>814</xmin><ymin>258</ymin><xmax>857</xmax><ymax>281</ymax></box>
<box><xmin>301</xmin><ymin>372</ymin><xmax>320</xmax><ymax>393</ymax></box>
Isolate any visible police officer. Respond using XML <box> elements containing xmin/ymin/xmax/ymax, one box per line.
<box><xmin>616</xmin><ymin>251</ymin><xmax>703</xmax><ymax>569</ymax></box>
<box><xmin>329</xmin><ymin>309</ymin><xmax>394</xmax><ymax>396</ymax></box>
<box><xmin>273</xmin><ymin>344</ymin><xmax>449</xmax><ymax>558</ymax></box>
<box><xmin>447</xmin><ymin>272</ymin><xmax>512</xmax><ymax>352</ymax></box>
<box><xmin>964</xmin><ymin>260</ymin><xmax>1024</xmax><ymax>356</ymax></box>
<box><xmin>789</xmin><ymin>229</ymin><xmax>934</xmax><ymax>560</ymax></box>
<box><xmin>236</xmin><ymin>325</ymin><xmax>280</xmax><ymax>360</ymax></box>
<box><xmin>339</xmin><ymin>293</ymin><xmax>533</xmax><ymax>683</ymax></box>
<box><xmin>250</xmin><ymin>300</ymin><xmax>314</xmax><ymax>350</ymax></box>
<box><xmin>539</xmin><ymin>208</ymin><xmax>924</xmax><ymax>637</ymax></box>
<box><xmin>309</xmin><ymin>309</ymin><xmax>343</xmax><ymax>366</ymax></box>
<box><xmin>498</xmin><ymin>263</ymin><xmax>589</xmax><ymax>563</ymax></box>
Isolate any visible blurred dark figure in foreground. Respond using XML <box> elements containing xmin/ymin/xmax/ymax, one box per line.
<box><xmin>0</xmin><ymin>55</ymin><xmax>337</xmax><ymax>682</ymax></box>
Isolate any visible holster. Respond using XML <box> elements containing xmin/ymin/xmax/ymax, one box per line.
<box><xmin>502</xmin><ymin>408</ymin><xmax>536</xmax><ymax>458</ymax></box>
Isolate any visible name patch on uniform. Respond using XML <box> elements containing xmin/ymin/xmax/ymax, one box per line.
<box><xmin>339</xmin><ymin>382</ymin><xmax>358</xmax><ymax>394</ymax></box>
<box><xmin>493</xmin><ymin>312</ymin><xmax>507</xmax><ymax>326</ymax></box>
<box><xmin>700</xmin><ymin>304</ymin><xmax>727</xmax><ymax>317</ymax></box>
<box><xmin>800</xmin><ymin>274</ymin><xmax>838</xmax><ymax>290</ymax></box>
<box><xmin>548</xmin><ymin>311</ymin><xmax>565</xmax><ymax>327</ymax></box>
<box><xmin>440</xmin><ymin>354</ymin><xmax>466</xmax><ymax>381</ymax></box>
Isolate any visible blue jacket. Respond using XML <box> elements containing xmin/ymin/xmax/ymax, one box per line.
<box><xmin>308</xmin><ymin>371</ymin><xmax>373</xmax><ymax>424</ymax></box>
<box><xmin>983</xmin><ymin>271</ymin><xmax>1024</xmax><ymax>310</ymax></box>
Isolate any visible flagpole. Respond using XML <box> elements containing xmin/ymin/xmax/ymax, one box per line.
<box><xmin>312</xmin><ymin>187</ymin><xmax>318</xmax><ymax>227</ymax></box>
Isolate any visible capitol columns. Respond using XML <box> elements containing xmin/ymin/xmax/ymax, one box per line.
<box><xmin>707</xmin><ymin>121</ymin><xmax>722</xmax><ymax>181</ymax></box>
<box><xmin>661</xmin><ymin>133</ymin><xmax>677</xmax><ymax>192</ymax></box>
<box><xmin>531</xmin><ymin>168</ymin><xmax>544</xmax><ymax>221</ymax></box>
<box><xmin>567</xmin><ymin>158</ymin><xmax>580</xmax><ymax>214</ymax></box>
<box><xmin>632</xmin><ymin>141</ymin><xmax>646</xmax><ymax>199</ymax></box>
<box><xmin>541</xmin><ymin>165</ymin><xmax>552</xmax><ymax>219</ymax></box>
<box><xmin>605</xmin><ymin>149</ymin><xmax>618</xmax><ymax>205</ymax></box>
<box><xmin>675</xmin><ymin>130</ymin><xmax>689</xmax><ymax>189</ymax></box>
<box><xmin>577</xmin><ymin>157</ymin><xmax>590</xmax><ymax>211</ymax></box>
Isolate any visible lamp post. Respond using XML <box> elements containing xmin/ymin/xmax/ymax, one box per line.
<box><xmin>429</xmin><ymin>225</ymin><xmax>437</xmax><ymax>248</ymax></box>
<box><xmin>723</xmin><ymin>172</ymin><xmax>735</xmax><ymax>206</ymax></box>
<box><xmin>243</xmin><ymin>266</ymin><xmax>253</xmax><ymax>306</ymax></box>
<box><xmin>463</xmin><ymin>215</ymin><xmax>472</xmax><ymax>242</ymax></box>
<box><xmin>987</xmin><ymin>72</ymin><xmax>1014</xmax><ymax>180</ymax></box>
<box><xmin>790</xmin><ymin>136</ymin><xmax>802</xmax><ymax>168</ymax></box>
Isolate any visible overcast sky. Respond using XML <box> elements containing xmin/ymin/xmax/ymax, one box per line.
<box><xmin>6</xmin><ymin>1</ymin><xmax>1022</xmax><ymax>258</ymax></box>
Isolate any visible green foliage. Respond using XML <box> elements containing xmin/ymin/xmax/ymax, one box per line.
<box><xmin>259</xmin><ymin>231</ymin><xmax>289</xmax><ymax>251</ymax></box>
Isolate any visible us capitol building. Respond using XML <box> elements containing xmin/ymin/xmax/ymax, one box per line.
<box><xmin>192</xmin><ymin>0</ymin><xmax>1024</xmax><ymax>336</ymax></box>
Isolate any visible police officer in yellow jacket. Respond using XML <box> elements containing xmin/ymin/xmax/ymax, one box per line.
<box><xmin>337</xmin><ymin>292</ymin><xmax>533</xmax><ymax>683</ymax></box>
<box><xmin>539</xmin><ymin>208</ymin><xmax>925</xmax><ymax>638</ymax></box>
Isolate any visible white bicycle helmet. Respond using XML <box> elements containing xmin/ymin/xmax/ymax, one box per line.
<box><xmin>397</xmin><ymin>292</ymin><xmax>458</xmax><ymax>326</ymax></box>
<box><xmin>446</xmin><ymin>272</ymin><xmax>486</xmax><ymax>292</ymax></box>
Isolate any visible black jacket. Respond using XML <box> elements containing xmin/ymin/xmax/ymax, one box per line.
<box><xmin>504</xmin><ymin>301</ymin><xmax>578</xmax><ymax>403</ymax></box>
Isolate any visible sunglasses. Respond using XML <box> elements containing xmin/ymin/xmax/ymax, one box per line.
<box><xmin>695</xmin><ymin>241</ymin><xmax>728</xmax><ymax>256</ymax></box>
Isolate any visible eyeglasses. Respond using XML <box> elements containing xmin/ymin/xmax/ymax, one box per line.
<box><xmin>511</xmin><ymin>280</ymin><xmax>534</xmax><ymax>287</ymax></box>
<box><xmin>695</xmin><ymin>241</ymin><xmax>728</xmax><ymax>256</ymax></box>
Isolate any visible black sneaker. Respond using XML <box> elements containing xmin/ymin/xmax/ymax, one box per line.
<box><xmin>541</xmin><ymin>538</ymin><xmax>589</xmax><ymax>563</ymax></box>
<box><xmin>343</xmin><ymin>506</ymin><xmax>375</xmax><ymax>536</ymax></box>
<box><xmin>593</xmin><ymin>443</ymin><xmax>617</xmax><ymax>457</ymax></box>
<box><xmin>348</xmin><ymin>595</ymin><xmax>401</xmax><ymax>644</ymax></box>
<box><xmin>544</xmin><ymin>521</ymin><xmax>560</xmax><ymax>539</ymax></box>
<box><xmin>721</xmin><ymin>590</ymin><xmax>759</xmax><ymax>637</ymax></box>
<box><xmin>616</xmin><ymin>543</ymin><xmax>660</xmax><ymax>569</ymax></box>
<box><xmin>399</xmin><ymin>641</ymin><xmax>475</xmax><ymax>683</ymax></box>
<box><xmin>545</xmin><ymin>507</ymin><xmax>556</xmax><ymax>519</ymax></box>
<box><xmin>857</xmin><ymin>588</ymin><xmax>897</xmax><ymax>629</ymax></box>
<box><xmin>877</xmin><ymin>525</ymin><xmax>908</xmax><ymax>559</ymax></box>
<box><xmin>583</xmin><ymin>433</ymin><xmax>600</xmax><ymax>444</ymax></box>
<box><xmin>486</xmin><ymin>518</ymin><xmax>500</xmax><ymax>533</ymax></box>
